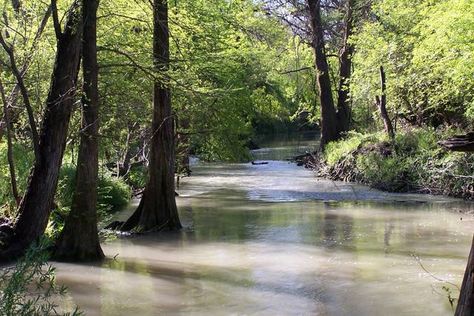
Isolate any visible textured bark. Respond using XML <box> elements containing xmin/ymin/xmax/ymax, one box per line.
<box><xmin>121</xmin><ymin>0</ymin><xmax>181</xmax><ymax>232</ymax></box>
<box><xmin>0</xmin><ymin>0</ymin><xmax>83</xmax><ymax>261</ymax></box>
<box><xmin>376</xmin><ymin>66</ymin><xmax>394</xmax><ymax>140</ymax></box>
<box><xmin>336</xmin><ymin>0</ymin><xmax>355</xmax><ymax>134</ymax></box>
<box><xmin>307</xmin><ymin>0</ymin><xmax>340</xmax><ymax>150</ymax></box>
<box><xmin>456</xmin><ymin>235</ymin><xmax>474</xmax><ymax>316</ymax></box>
<box><xmin>54</xmin><ymin>0</ymin><xmax>104</xmax><ymax>262</ymax></box>
<box><xmin>11</xmin><ymin>0</ymin><xmax>21</xmax><ymax>13</ymax></box>
<box><xmin>0</xmin><ymin>72</ymin><xmax>19</xmax><ymax>205</ymax></box>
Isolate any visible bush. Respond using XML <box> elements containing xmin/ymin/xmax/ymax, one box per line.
<box><xmin>0</xmin><ymin>238</ymin><xmax>81</xmax><ymax>316</ymax></box>
<box><xmin>56</xmin><ymin>165</ymin><xmax>131</xmax><ymax>221</ymax></box>
<box><xmin>321</xmin><ymin>127</ymin><xmax>474</xmax><ymax>199</ymax></box>
<box><xmin>324</xmin><ymin>131</ymin><xmax>386</xmax><ymax>166</ymax></box>
<box><xmin>0</xmin><ymin>143</ymin><xmax>34</xmax><ymax>217</ymax></box>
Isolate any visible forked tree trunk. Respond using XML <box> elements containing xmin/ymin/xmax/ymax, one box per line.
<box><xmin>456</xmin><ymin>235</ymin><xmax>474</xmax><ymax>316</ymax></box>
<box><xmin>336</xmin><ymin>0</ymin><xmax>355</xmax><ymax>134</ymax></box>
<box><xmin>307</xmin><ymin>0</ymin><xmax>340</xmax><ymax>150</ymax></box>
<box><xmin>121</xmin><ymin>0</ymin><xmax>181</xmax><ymax>232</ymax></box>
<box><xmin>54</xmin><ymin>0</ymin><xmax>104</xmax><ymax>262</ymax></box>
<box><xmin>0</xmin><ymin>0</ymin><xmax>83</xmax><ymax>260</ymax></box>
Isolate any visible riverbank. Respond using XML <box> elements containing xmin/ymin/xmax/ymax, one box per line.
<box><xmin>301</xmin><ymin>128</ymin><xmax>474</xmax><ymax>200</ymax></box>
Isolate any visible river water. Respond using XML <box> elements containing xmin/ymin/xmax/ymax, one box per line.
<box><xmin>56</xmin><ymin>133</ymin><xmax>474</xmax><ymax>315</ymax></box>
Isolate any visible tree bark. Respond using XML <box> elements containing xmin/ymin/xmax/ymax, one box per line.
<box><xmin>307</xmin><ymin>0</ymin><xmax>340</xmax><ymax>150</ymax></box>
<box><xmin>0</xmin><ymin>71</ymin><xmax>20</xmax><ymax>205</ymax></box>
<box><xmin>336</xmin><ymin>0</ymin><xmax>355</xmax><ymax>134</ymax></box>
<box><xmin>376</xmin><ymin>66</ymin><xmax>394</xmax><ymax>140</ymax></box>
<box><xmin>456</xmin><ymin>235</ymin><xmax>474</xmax><ymax>316</ymax></box>
<box><xmin>0</xmin><ymin>0</ymin><xmax>83</xmax><ymax>261</ymax></box>
<box><xmin>54</xmin><ymin>0</ymin><xmax>104</xmax><ymax>262</ymax></box>
<box><xmin>121</xmin><ymin>0</ymin><xmax>181</xmax><ymax>232</ymax></box>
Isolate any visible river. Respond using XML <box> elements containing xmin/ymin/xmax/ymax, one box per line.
<box><xmin>56</xmin><ymin>133</ymin><xmax>474</xmax><ymax>315</ymax></box>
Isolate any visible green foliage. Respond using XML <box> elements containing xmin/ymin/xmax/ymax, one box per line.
<box><xmin>56</xmin><ymin>165</ymin><xmax>131</xmax><ymax>220</ymax></box>
<box><xmin>323</xmin><ymin>128</ymin><xmax>474</xmax><ymax>198</ymax></box>
<box><xmin>324</xmin><ymin>132</ymin><xmax>386</xmax><ymax>166</ymax></box>
<box><xmin>0</xmin><ymin>143</ymin><xmax>34</xmax><ymax>215</ymax></box>
<box><xmin>351</xmin><ymin>0</ymin><xmax>474</xmax><ymax>128</ymax></box>
<box><xmin>356</xmin><ymin>152</ymin><xmax>415</xmax><ymax>192</ymax></box>
<box><xmin>0</xmin><ymin>238</ymin><xmax>81</xmax><ymax>316</ymax></box>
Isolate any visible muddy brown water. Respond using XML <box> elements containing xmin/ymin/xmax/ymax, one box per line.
<box><xmin>55</xmin><ymin>134</ymin><xmax>474</xmax><ymax>315</ymax></box>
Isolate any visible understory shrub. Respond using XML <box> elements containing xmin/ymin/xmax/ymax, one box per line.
<box><xmin>0</xmin><ymin>238</ymin><xmax>81</xmax><ymax>316</ymax></box>
<box><xmin>56</xmin><ymin>165</ymin><xmax>131</xmax><ymax>220</ymax></box>
<box><xmin>320</xmin><ymin>128</ymin><xmax>474</xmax><ymax>199</ymax></box>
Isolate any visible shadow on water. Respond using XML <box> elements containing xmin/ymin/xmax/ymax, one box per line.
<box><xmin>53</xmin><ymin>132</ymin><xmax>474</xmax><ymax>316</ymax></box>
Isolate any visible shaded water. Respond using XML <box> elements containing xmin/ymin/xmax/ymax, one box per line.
<box><xmin>56</xmin><ymin>133</ymin><xmax>474</xmax><ymax>315</ymax></box>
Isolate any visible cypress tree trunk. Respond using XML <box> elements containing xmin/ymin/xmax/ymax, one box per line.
<box><xmin>0</xmin><ymin>0</ymin><xmax>83</xmax><ymax>260</ymax></box>
<box><xmin>456</xmin><ymin>235</ymin><xmax>474</xmax><ymax>316</ymax></box>
<box><xmin>307</xmin><ymin>0</ymin><xmax>340</xmax><ymax>150</ymax></box>
<box><xmin>54</xmin><ymin>0</ymin><xmax>104</xmax><ymax>262</ymax></box>
<box><xmin>336</xmin><ymin>0</ymin><xmax>355</xmax><ymax>134</ymax></box>
<box><xmin>121</xmin><ymin>0</ymin><xmax>181</xmax><ymax>232</ymax></box>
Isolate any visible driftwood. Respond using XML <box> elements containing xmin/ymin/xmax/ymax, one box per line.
<box><xmin>251</xmin><ymin>161</ymin><xmax>268</xmax><ymax>165</ymax></box>
<box><xmin>439</xmin><ymin>132</ymin><xmax>474</xmax><ymax>152</ymax></box>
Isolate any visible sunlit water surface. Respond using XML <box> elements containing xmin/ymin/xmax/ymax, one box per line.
<box><xmin>55</xmin><ymin>133</ymin><xmax>474</xmax><ymax>315</ymax></box>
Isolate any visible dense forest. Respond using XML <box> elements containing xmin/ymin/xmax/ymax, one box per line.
<box><xmin>0</xmin><ymin>0</ymin><xmax>473</xmax><ymax>315</ymax></box>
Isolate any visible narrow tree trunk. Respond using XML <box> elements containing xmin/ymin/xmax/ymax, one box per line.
<box><xmin>456</xmin><ymin>235</ymin><xmax>474</xmax><ymax>316</ymax></box>
<box><xmin>0</xmin><ymin>5</ymin><xmax>51</xmax><ymax>144</ymax></box>
<box><xmin>0</xmin><ymin>72</ymin><xmax>19</xmax><ymax>205</ymax></box>
<box><xmin>376</xmin><ymin>66</ymin><xmax>394</xmax><ymax>140</ymax></box>
<box><xmin>11</xmin><ymin>0</ymin><xmax>21</xmax><ymax>13</ymax></box>
<box><xmin>0</xmin><ymin>33</ymin><xmax>40</xmax><ymax>160</ymax></box>
<box><xmin>0</xmin><ymin>0</ymin><xmax>83</xmax><ymax>260</ymax></box>
<box><xmin>121</xmin><ymin>0</ymin><xmax>181</xmax><ymax>232</ymax></box>
<box><xmin>307</xmin><ymin>0</ymin><xmax>340</xmax><ymax>150</ymax></box>
<box><xmin>176</xmin><ymin>117</ymin><xmax>191</xmax><ymax>177</ymax></box>
<box><xmin>54</xmin><ymin>0</ymin><xmax>104</xmax><ymax>262</ymax></box>
<box><xmin>336</xmin><ymin>0</ymin><xmax>355</xmax><ymax>134</ymax></box>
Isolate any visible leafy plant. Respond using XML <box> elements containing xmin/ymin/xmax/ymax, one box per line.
<box><xmin>0</xmin><ymin>238</ymin><xmax>82</xmax><ymax>316</ymax></box>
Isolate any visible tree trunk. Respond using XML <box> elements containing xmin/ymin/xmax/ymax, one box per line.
<box><xmin>376</xmin><ymin>66</ymin><xmax>394</xmax><ymax>140</ymax></box>
<box><xmin>456</xmin><ymin>235</ymin><xmax>474</xmax><ymax>316</ymax></box>
<box><xmin>336</xmin><ymin>0</ymin><xmax>355</xmax><ymax>134</ymax></box>
<box><xmin>54</xmin><ymin>0</ymin><xmax>104</xmax><ymax>262</ymax></box>
<box><xmin>307</xmin><ymin>0</ymin><xmax>340</xmax><ymax>150</ymax></box>
<box><xmin>0</xmin><ymin>0</ymin><xmax>83</xmax><ymax>260</ymax></box>
<box><xmin>0</xmin><ymin>71</ymin><xmax>19</xmax><ymax>205</ymax></box>
<box><xmin>121</xmin><ymin>0</ymin><xmax>181</xmax><ymax>232</ymax></box>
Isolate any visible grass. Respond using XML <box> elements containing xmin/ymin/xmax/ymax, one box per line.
<box><xmin>320</xmin><ymin>127</ymin><xmax>474</xmax><ymax>199</ymax></box>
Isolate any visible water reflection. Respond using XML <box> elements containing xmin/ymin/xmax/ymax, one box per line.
<box><xmin>53</xmin><ymin>135</ymin><xmax>474</xmax><ymax>315</ymax></box>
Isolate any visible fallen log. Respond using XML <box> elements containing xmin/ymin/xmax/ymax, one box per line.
<box><xmin>251</xmin><ymin>161</ymin><xmax>268</xmax><ymax>165</ymax></box>
<box><xmin>439</xmin><ymin>132</ymin><xmax>474</xmax><ymax>152</ymax></box>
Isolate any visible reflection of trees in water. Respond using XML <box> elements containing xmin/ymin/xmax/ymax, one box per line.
<box><xmin>384</xmin><ymin>220</ymin><xmax>395</xmax><ymax>254</ymax></box>
<box><xmin>320</xmin><ymin>204</ymin><xmax>354</xmax><ymax>251</ymax></box>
